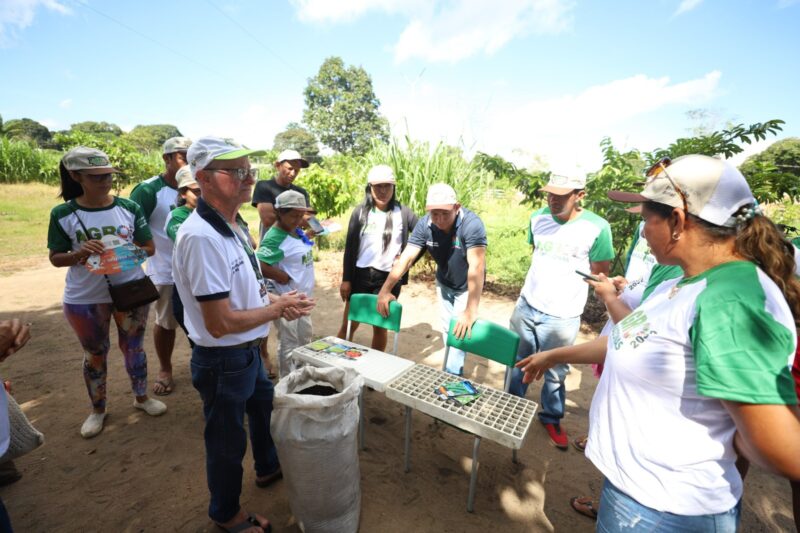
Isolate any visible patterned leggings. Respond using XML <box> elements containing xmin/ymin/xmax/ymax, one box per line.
<box><xmin>63</xmin><ymin>302</ymin><xmax>150</xmax><ymax>410</ymax></box>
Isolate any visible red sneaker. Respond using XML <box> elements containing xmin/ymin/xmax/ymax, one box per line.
<box><xmin>542</xmin><ymin>422</ymin><xmax>569</xmax><ymax>450</ymax></box>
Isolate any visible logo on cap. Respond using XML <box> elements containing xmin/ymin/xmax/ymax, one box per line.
<box><xmin>87</xmin><ymin>156</ymin><xmax>109</xmax><ymax>166</ymax></box>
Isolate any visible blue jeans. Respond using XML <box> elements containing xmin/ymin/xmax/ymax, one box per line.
<box><xmin>597</xmin><ymin>479</ymin><xmax>740</xmax><ymax>532</ymax></box>
<box><xmin>508</xmin><ymin>297</ymin><xmax>580</xmax><ymax>424</ymax></box>
<box><xmin>436</xmin><ymin>282</ymin><xmax>469</xmax><ymax>376</ymax></box>
<box><xmin>191</xmin><ymin>344</ymin><xmax>280</xmax><ymax>523</ymax></box>
<box><xmin>0</xmin><ymin>497</ymin><xmax>12</xmax><ymax>532</ymax></box>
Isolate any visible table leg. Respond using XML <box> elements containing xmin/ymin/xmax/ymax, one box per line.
<box><xmin>467</xmin><ymin>436</ymin><xmax>481</xmax><ymax>513</ymax></box>
<box><xmin>512</xmin><ymin>449</ymin><xmax>518</xmax><ymax>464</ymax></box>
<box><xmin>359</xmin><ymin>389</ymin><xmax>365</xmax><ymax>451</ymax></box>
<box><xmin>403</xmin><ymin>406</ymin><xmax>412</xmax><ymax>473</ymax></box>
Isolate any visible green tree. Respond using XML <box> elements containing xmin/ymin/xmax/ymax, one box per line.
<box><xmin>739</xmin><ymin>137</ymin><xmax>800</xmax><ymax>202</ymax></box>
<box><xmin>273</xmin><ymin>122</ymin><xmax>321</xmax><ymax>163</ymax></box>
<box><xmin>123</xmin><ymin>124</ymin><xmax>183</xmax><ymax>152</ymax></box>
<box><xmin>70</xmin><ymin>121</ymin><xmax>123</xmax><ymax>137</ymax></box>
<box><xmin>649</xmin><ymin>119</ymin><xmax>784</xmax><ymax>161</ymax></box>
<box><xmin>303</xmin><ymin>56</ymin><xmax>389</xmax><ymax>155</ymax></box>
<box><xmin>0</xmin><ymin>113</ymin><xmax>4</xmax><ymax>136</ymax></box>
<box><xmin>3</xmin><ymin>118</ymin><xmax>52</xmax><ymax>147</ymax></box>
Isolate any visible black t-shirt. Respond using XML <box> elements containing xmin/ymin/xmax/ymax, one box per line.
<box><xmin>251</xmin><ymin>178</ymin><xmax>310</xmax><ymax>208</ymax></box>
<box><xmin>408</xmin><ymin>208</ymin><xmax>487</xmax><ymax>292</ymax></box>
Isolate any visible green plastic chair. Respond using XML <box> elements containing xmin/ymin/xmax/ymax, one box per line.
<box><xmin>345</xmin><ymin>293</ymin><xmax>403</xmax><ymax>450</ymax></box>
<box><xmin>442</xmin><ymin>318</ymin><xmax>519</xmax><ymax>392</ymax></box>
<box><xmin>404</xmin><ymin>318</ymin><xmax>520</xmax><ymax>512</ymax></box>
<box><xmin>346</xmin><ymin>293</ymin><xmax>403</xmax><ymax>355</ymax></box>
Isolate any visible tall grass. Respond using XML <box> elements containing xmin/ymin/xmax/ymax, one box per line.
<box><xmin>0</xmin><ymin>138</ymin><xmax>61</xmax><ymax>185</ymax></box>
<box><xmin>364</xmin><ymin>136</ymin><xmax>491</xmax><ymax>213</ymax></box>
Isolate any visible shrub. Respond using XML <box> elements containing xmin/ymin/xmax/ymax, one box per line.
<box><xmin>0</xmin><ymin>138</ymin><xmax>60</xmax><ymax>185</ymax></box>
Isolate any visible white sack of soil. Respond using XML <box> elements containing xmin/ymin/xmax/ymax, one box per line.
<box><xmin>272</xmin><ymin>365</ymin><xmax>364</xmax><ymax>533</ymax></box>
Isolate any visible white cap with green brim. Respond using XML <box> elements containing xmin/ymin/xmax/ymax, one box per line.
<box><xmin>188</xmin><ymin>136</ymin><xmax>266</xmax><ymax>178</ymax></box>
<box><xmin>62</xmin><ymin>146</ymin><xmax>120</xmax><ymax>175</ymax></box>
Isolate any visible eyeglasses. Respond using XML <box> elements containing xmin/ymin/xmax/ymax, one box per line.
<box><xmin>644</xmin><ymin>157</ymin><xmax>688</xmax><ymax>213</ymax></box>
<box><xmin>208</xmin><ymin>167</ymin><xmax>258</xmax><ymax>181</ymax></box>
<box><xmin>187</xmin><ymin>187</ymin><xmax>202</xmax><ymax>196</ymax></box>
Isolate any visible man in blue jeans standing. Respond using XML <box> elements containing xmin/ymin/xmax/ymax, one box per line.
<box><xmin>509</xmin><ymin>173</ymin><xmax>613</xmax><ymax>450</ymax></box>
<box><xmin>377</xmin><ymin>183</ymin><xmax>486</xmax><ymax>375</ymax></box>
<box><xmin>173</xmin><ymin>137</ymin><xmax>314</xmax><ymax>533</ymax></box>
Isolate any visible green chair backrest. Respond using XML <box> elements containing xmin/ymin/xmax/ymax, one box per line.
<box><xmin>446</xmin><ymin>318</ymin><xmax>519</xmax><ymax>368</ymax></box>
<box><xmin>348</xmin><ymin>293</ymin><xmax>403</xmax><ymax>333</ymax></box>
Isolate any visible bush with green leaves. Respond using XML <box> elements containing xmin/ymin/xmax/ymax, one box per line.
<box><xmin>0</xmin><ymin>137</ymin><xmax>61</xmax><ymax>185</ymax></box>
<box><xmin>52</xmin><ymin>130</ymin><xmax>163</xmax><ymax>192</ymax></box>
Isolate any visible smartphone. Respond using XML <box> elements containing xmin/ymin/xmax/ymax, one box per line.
<box><xmin>307</xmin><ymin>216</ymin><xmax>324</xmax><ymax>233</ymax></box>
<box><xmin>575</xmin><ymin>269</ymin><xmax>600</xmax><ymax>282</ymax></box>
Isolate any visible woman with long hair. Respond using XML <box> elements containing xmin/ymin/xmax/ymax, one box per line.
<box><xmin>47</xmin><ymin>146</ymin><xmax>166</xmax><ymax>439</ymax></box>
<box><xmin>337</xmin><ymin>165</ymin><xmax>419</xmax><ymax>351</ymax></box>
<box><xmin>518</xmin><ymin>155</ymin><xmax>800</xmax><ymax>532</ymax></box>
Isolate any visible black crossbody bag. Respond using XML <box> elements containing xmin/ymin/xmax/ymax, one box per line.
<box><xmin>70</xmin><ymin>203</ymin><xmax>159</xmax><ymax>311</ymax></box>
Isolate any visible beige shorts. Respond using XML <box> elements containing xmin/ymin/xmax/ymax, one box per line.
<box><xmin>154</xmin><ymin>284</ymin><xmax>179</xmax><ymax>329</ymax></box>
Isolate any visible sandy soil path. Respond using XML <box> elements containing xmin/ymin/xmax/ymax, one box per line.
<box><xmin>0</xmin><ymin>255</ymin><xmax>794</xmax><ymax>532</ymax></box>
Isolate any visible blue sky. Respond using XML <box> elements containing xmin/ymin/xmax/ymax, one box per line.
<box><xmin>1</xmin><ymin>0</ymin><xmax>799</xmax><ymax>173</ymax></box>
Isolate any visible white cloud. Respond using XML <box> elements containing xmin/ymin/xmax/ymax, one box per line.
<box><xmin>381</xmin><ymin>71</ymin><xmax>722</xmax><ymax>175</ymax></box>
<box><xmin>0</xmin><ymin>0</ymin><xmax>70</xmax><ymax>46</ymax></box>
<box><xmin>674</xmin><ymin>0</ymin><xmax>703</xmax><ymax>16</ymax></box>
<box><xmin>394</xmin><ymin>0</ymin><xmax>574</xmax><ymax>63</ymax></box>
<box><xmin>59</xmin><ymin>98</ymin><xmax>72</xmax><ymax>109</ymax></box>
<box><xmin>291</xmin><ymin>0</ymin><xmax>575</xmax><ymax>63</ymax></box>
<box><xmin>39</xmin><ymin>118</ymin><xmax>59</xmax><ymax>130</ymax></box>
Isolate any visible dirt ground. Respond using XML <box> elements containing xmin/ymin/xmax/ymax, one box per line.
<box><xmin>0</xmin><ymin>253</ymin><xmax>796</xmax><ymax>532</ymax></box>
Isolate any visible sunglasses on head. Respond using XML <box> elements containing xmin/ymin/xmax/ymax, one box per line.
<box><xmin>644</xmin><ymin>157</ymin><xmax>688</xmax><ymax>213</ymax></box>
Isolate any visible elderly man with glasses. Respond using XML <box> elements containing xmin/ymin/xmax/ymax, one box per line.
<box><xmin>173</xmin><ymin>137</ymin><xmax>315</xmax><ymax>533</ymax></box>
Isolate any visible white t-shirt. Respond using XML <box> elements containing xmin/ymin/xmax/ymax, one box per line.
<box><xmin>520</xmin><ymin>208</ymin><xmax>614</xmax><ymax>318</ymax></box>
<box><xmin>355</xmin><ymin>206</ymin><xmax>403</xmax><ymax>272</ymax></box>
<box><xmin>599</xmin><ymin>221</ymin><xmax>657</xmax><ymax>336</ymax></box>
<box><xmin>173</xmin><ymin>208</ymin><xmax>269</xmax><ymax>347</ymax></box>
<box><xmin>256</xmin><ymin>227</ymin><xmax>315</xmax><ymax>296</ymax></box>
<box><xmin>130</xmin><ymin>175</ymin><xmax>179</xmax><ymax>285</ymax></box>
<box><xmin>47</xmin><ymin>198</ymin><xmax>152</xmax><ymax>305</ymax></box>
<box><xmin>587</xmin><ymin>261</ymin><xmax>797</xmax><ymax>515</ymax></box>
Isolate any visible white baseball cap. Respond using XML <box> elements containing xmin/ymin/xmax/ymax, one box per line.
<box><xmin>367</xmin><ymin>164</ymin><xmax>396</xmax><ymax>185</ymax></box>
<box><xmin>175</xmin><ymin>166</ymin><xmax>197</xmax><ymax>189</ymax></box>
<box><xmin>163</xmin><ymin>136</ymin><xmax>192</xmax><ymax>154</ymax></box>
<box><xmin>425</xmin><ymin>183</ymin><xmax>458</xmax><ymax>210</ymax></box>
<box><xmin>608</xmin><ymin>154</ymin><xmax>755</xmax><ymax>227</ymax></box>
<box><xmin>276</xmin><ymin>149</ymin><xmax>309</xmax><ymax>168</ymax></box>
<box><xmin>188</xmin><ymin>137</ymin><xmax>266</xmax><ymax>177</ymax></box>
<box><xmin>540</xmin><ymin>174</ymin><xmax>586</xmax><ymax>195</ymax></box>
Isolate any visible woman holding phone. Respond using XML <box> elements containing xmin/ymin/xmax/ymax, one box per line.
<box><xmin>518</xmin><ymin>155</ymin><xmax>800</xmax><ymax>532</ymax></box>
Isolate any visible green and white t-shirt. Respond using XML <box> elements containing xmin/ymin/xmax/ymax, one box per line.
<box><xmin>256</xmin><ymin>227</ymin><xmax>315</xmax><ymax>296</ymax></box>
<box><xmin>587</xmin><ymin>261</ymin><xmax>797</xmax><ymax>516</ymax></box>
<box><xmin>520</xmin><ymin>208</ymin><xmax>614</xmax><ymax>318</ymax></box>
<box><xmin>165</xmin><ymin>206</ymin><xmax>192</xmax><ymax>243</ymax></box>
<box><xmin>130</xmin><ymin>175</ymin><xmax>178</xmax><ymax>285</ymax></box>
<box><xmin>47</xmin><ymin>198</ymin><xmax>152</xmax><ymax>304</ymax></box>
<box><xmin>356</xmin><ymin>206</ymin><xmax>403</xmax><ymax>272</ymax></box>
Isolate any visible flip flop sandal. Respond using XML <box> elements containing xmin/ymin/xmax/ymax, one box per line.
<box><xmin>572</xmin><ymin>436</ymin><xmax>588</xmax><ymax>452</ymax></box>
<box><xmin>217</xmin><ymin>513</ymin><xmax>273</xmax><ymax>533</ymax></box>
<box><xmin>570</xmin><ymin>496</ymin><xmax>598</xmax><ymax>520</ymax></box>
<box><xmin>153</xmin><ymin>378</ymin><xmax>174</xmax><ymax>396</ymax></box>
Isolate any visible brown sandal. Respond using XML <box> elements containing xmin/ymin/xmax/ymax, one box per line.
<box><xmin>570</xmin><ymin>496</ymin><xmax>598</xmax><ymax>520</ymax></box>
<box><xmin>572</xmin><ymin>435</ymin><xmax>588</xmax><ymax>452</ymax></box>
